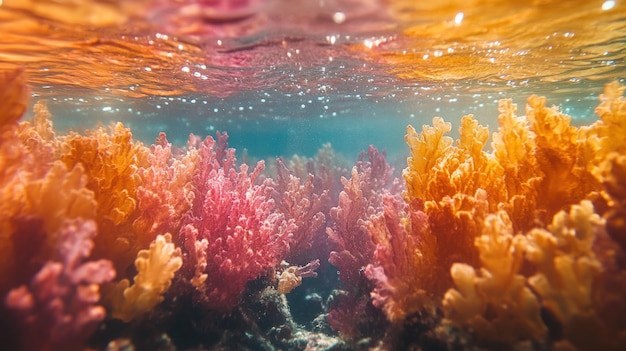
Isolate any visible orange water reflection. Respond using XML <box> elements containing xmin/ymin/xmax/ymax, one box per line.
<box><xmin>0</xmin><ymin>0</ymin><xmax>624</xmax><ymax>99</ymax></box>
<box><xmin>369</xmin><ymin>0</ymin><xmax>626</xmax><ymax>84</ymax></box>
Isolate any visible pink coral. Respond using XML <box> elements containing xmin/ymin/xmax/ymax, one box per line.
<box><xmin>133</xmin><ymin>132</ymin><xmax>197</xmax><ymax>239</ymax></box>
<box><xmin>273</xmin><ymin>158</ymin><xmax>328</xmax><ymax>264</ymax></box>
<box><xmin>327</xmin><ymin>146</ymin><xmax>398</xmax><ymax>292</ymax></box>
<box><xmin>327</xmin><ymin>167</ymin><xmax>377</xmax><ymax>291</ymax></box>
<box><xmin>365</xmin><ymin>194</ymin><xmax>430</xmax><ymax>322</ymax></box>
<box><xmin>181</xmin><ymin>132</ymin><xmax>294</xmax><ymax>311</ymax></box>
<box><xmin>326</xmin><ymin>146</ymin><xmax>399</xmax><ymax>336</ymax></box>
<box><xmin>5</xmin><ymin>219</ymin><xmax>115</xmax><ymax>351</ymax></box>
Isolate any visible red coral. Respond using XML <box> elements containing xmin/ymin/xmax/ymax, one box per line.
<box><xmin>4</xmin><ymin>219</ymin><xmax>115</xmax><ymax>351</ymax></box>
<box><xmin>181</xmin><ymin>133</ymin><xmax>294</xmax><ymax>311</ymax></box>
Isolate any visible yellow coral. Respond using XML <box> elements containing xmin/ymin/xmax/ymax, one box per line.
<box><xmin>594</xmin><ymin>81</ymin><xmax>626</xmax><ymax>157</ymax></box>
<box><xmin>443</xmin><ymin>211</ymin><xmax>546</xmax><ymax>343</ymax></box>
<box><xmin>110</xmin><ymin>233</ymin><xmax>182</xmax><ymax>322</ymax></box>
<box><xmin>526</xmin><ymin>200</ymin><xmax>603</xmax><ymax>324</ymax></box>
<box><xmin>526</xmin><ymin>96</ymin><xmax>600</xmax><ymax>221</ymax></box>
<box><xmin>403</xmin><ymin>117</ymin><xmax>453</xmax><ymax>204</ymax></box>
<box><xmin>22</xmin><ymin>161</ymin><xmax>97</xmax><ymax>242</ymax></box>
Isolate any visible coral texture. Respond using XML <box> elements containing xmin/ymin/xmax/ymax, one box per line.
<box><xmin>5</xmin><ymin>219</ymin><xmax>115</xmax><ymax>351</ymax></box>
<box><xmin>326</xmin><ymin>146</ymin><xmax>397</xmax><ymax>336</ymax></box>
<box><xmin>181</xmin><ymin>133</ymin><xmax>295</xmax><ymax>311</ymax></box>
<box><xmin>111</xmin><ymin>233</ymin><xmax>182</xmax><ymax>322</ymax></box>
<box><xmin>273</xmin><ymin>158</ymin><xmax>328</xmax><ymax>265</ymax></box>
<box><xmin>365</xmin><ymin>194</ymin><xmax>429</xmax><ymax>322</ymax></box>
<box><xmin>442</xmin><ymin>211</ymin><xmax>546</xmax><ymax>343</ymax></box>
<box><xmin>277</xmin><ymin>259</ymin><xmax>321</xmax><ymax>294</ymax></box>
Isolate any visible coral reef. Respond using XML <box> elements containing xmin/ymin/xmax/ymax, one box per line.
<box><xmin>1</xmin><ymin>66</ymin><xmax>626</xmax><ymax>350</ymax></box>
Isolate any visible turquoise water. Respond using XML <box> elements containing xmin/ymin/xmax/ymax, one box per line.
<box><xmin>38</xmin><ymin>79</ymin><xmax>607</xmax><ymax>163</ymax></box>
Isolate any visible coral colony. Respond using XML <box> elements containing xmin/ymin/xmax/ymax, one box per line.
<box><xmin>1</xmin><ymin>67</ymin><xmax>626</xmax><ymax>351</ymax></box>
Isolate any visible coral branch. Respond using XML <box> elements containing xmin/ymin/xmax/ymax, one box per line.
<box><xmin>273</xmin><ymin>158</ymin><xmax>328</xmax><ymax>264</ymax></box>
<box><xmin>182</xmin><ymin>133</ymin><xmax>294</xmax><ymax>311</ymax></box>
<box><xmin>443</xmin><ymin>211</ymin><xmax>546</xmax><ymax>343</ymax></box>
<box><xmin>111</xmin><ymin>233</ymin><xmax>182</xmax><ymax>322</ymax></box>
<box><xmin>365</xmin><ymin>194</ymin><xmax>429</xmax><ymax>322</ymax></box>
<box><xmin>277</xmin><ymin>259</ymin><xmax>321</xmax><ymax>294</ymax></box>
<box><xmin>5</xmin><ymin>219</ymin><xmax>115</xmax><ymax>351</ymax></box>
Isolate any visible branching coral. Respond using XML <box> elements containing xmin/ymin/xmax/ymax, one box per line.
<box><xmin>365</xmin><ymin>194</ymin><xmax>429</xmax><ymax>322</ymax></box>
<box><xmin>398</xmin><ymin>116</ymin><xmax>496</xmax><ymax>303</ymax></box>
<box><xmin>377</xmin><ymin>84</ymin><xmax>625</xmax><ymax>342</ymax></box>
<box><xmin>133</xmin><ymin>133</ymin><xmax>197</xmax><ymax>240</ymax></box>
<box><xmin>403</xmin><ymin>117</ymin><xmax>454</xmax><ymax>204</ymax></box>
<box><xmin>3</xmin><ymin>65</ymin><xmax>626</xmax><ymax>351</ymax></box>
<box><xmin>492</xmin><ymin>99</ymin><xmax>542</xmax><ymax>230</ymax></box>
<box><xmin>599</xmin><ymin>153</ymin><xmax>626</xmax><ymax>249</ymax></box>
<box><xmin>443</xmin><ymin>211</ymin><xmax>546</xmax><ymax>343</ymax></box>
<box><xmin>111</xmin><ymin>233</ymin><xmax>182</xmax><ymax>322</ymax></box>
<box><xmin>526</xmin><ymin>96</ymin><xmax>600</xmax><ymax>222</ymax></box>
<box><xmin>326</xmin><ymin>146</ymin><xmax>398</xmax><ymax>336</ymax></box>
<box><xmin>526</xmin><ymin>200</ymin><xmax>603</xmax><ymax>328</ymax></box>
<box><xmin>593</xmin><ymin>81</ymin><xmax>626</xmax><ymax>158</ymax></box>
<box><xmin>327</xmin><ymin>167</ymin><xmax>378</xmax><ymax>292</ymax></box>
<box><xmin>181</xmin><ymin>133</ymin><xmax>295</xmax><ymax>311</ymax></box>
<box><xmin>60</xmin><ymin>122</ymin><xmax>146</xmax><ymax>226</ymax></box>
<box><xmin>273</xmin><ymin>158</ymin><xmax>328</xmax><ymax>265</ymax></box>
<box><xmin>59</xmin><ymin>122</ymin><xmax>149</xmax><ymax>272</ymax></box>
<box><xmin>1</xmin><ymin>158</ymin><xmax>96</xmax><ymax>294</ymax></box>
<box><xmin>5</xmin><ymin>219</ymin><xmax>115</xmax><ymax>351</ymax></box>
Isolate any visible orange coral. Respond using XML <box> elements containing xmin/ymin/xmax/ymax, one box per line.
<box><xmin>1</xmin><ymin>69</ymin><xmax>33</xmax><ymax>292</ymax></box>
<box><xmin>525</xmin><ymin>200</ymin><xmax>609</xmax><ymax>350</ymax></box>
<box><xmin>526</xmin><ymin>95</ymin><xmax>600</xmax><ymax>222</ymax></box>
<box><xmin>593</xmin><ymin>81</ymin><xmax>626</xmax><ymax>158</ymax></box>
<box><xmin>491</xmin><ymin>99</ymin><xmax>542</xmax><ymax>231</ymax></box>
<box><xmin>60</xmin><ymin>123</ymin><xmax>146</xmax><ymax>225</ymax></box>
<box><xmin>401</xmin><ymin>116</ymin><xmax>501</xmax><ymax>297</ymax></box>
<box><xmin>110</xmin><ymin>233</ymin><xmax>182</xmax><ymax>322</ymax></box>
<box><xmin>443</xmin><ymin>211</ymin><xmax>546</xmax><ymax>343</ymax></box>
<box><xmin>396</xmin><ymin>84</ymin><xmax>625</xmax><ymax>334</ymax></box>
<box><xmin>21</xmin><ymin>161</ymin><xmax>97</xmax><ymax>244</ymax></box>
<box><xmin>599</xmin><ymin>153</ymin><xmax>626</xmax><ymax>249</ymax></box>
<box><xmin>0</xmin><ymin>67</ymin><xmax>28</xmax><ymax>129</ymax></box>
<box><xmin>403</xmin><ymin>117</ymin><xmax>454</xmax><ymax>204</ymax></box>
<box><xmin>59</xmin><ymin>123</ymin><xmax>149</xmax><ymax>271</ymax></box>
